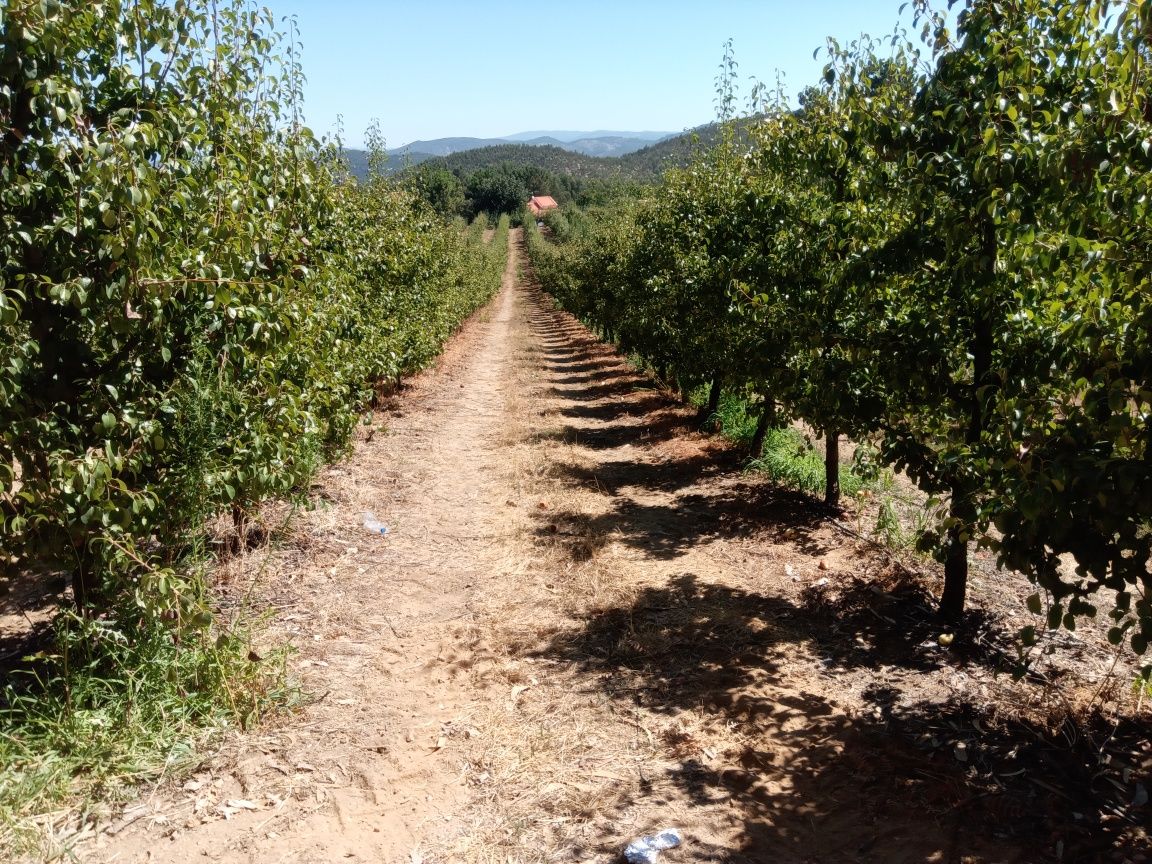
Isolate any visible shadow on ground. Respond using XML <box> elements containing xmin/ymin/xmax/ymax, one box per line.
<box><xmin>518</xmin><ymin>281</ymin><xmax>1151</xmax><ymax>863</ymax></box>
<box><xmin>538</xmin><ymin>572</ymin><xmax>1150</xmax><ymax>863</ymax></box>
<box><xmin>0</xmin><ymin>569</ymin><xmax>63</xmax><ymax>671</ymax></box>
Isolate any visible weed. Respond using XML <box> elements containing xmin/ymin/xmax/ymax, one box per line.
<box><xmin>1138</xmin><ymin>668</ymin><xmax>1152</xmax><ymax>699</ymax></box>
<box><xmin>874</xmin><ymin>496</ymin><xmax>907</xmax><ymax>547</ymax></box>
<box><xmin>682</xmin><ymin>388</ymin><xmax>869</xmax><ymax>498</ymax></box>
<box><xmin>685</xmin><ymin>386</ymin><xmax>760</xmax><ymax>440</ymax></box>
<box><xmin>746</xmin><ymin>427</ymin><xmax>865</xmax><ymax>498</ymax></box>
<box><xmin>0</xmin><ymin>608</ymin><xmax>291</xmax><ymax>858</ymax></box>
<box><xmin>712</xmin><ymin>392</ymin><xmax>762</xmax><ymax>443</ymax></box>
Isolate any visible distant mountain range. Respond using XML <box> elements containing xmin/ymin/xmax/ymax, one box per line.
<box><xmin>381</xmin><ymin>129</ymin><xmax>679</xmax><ymax>168</ymax></box>
<box><xmin>339</xmin><ymin>125</ymin><xmax>727</xmax><ymax>184</ymax></box>
<box><xmin>500</xmin><ymin>130</ymin><xmax>674</xmax><ymax>143</ymax></box>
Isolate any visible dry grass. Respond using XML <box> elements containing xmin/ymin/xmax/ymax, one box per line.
<box><xmin>439</xmin><ymin>279</ymin><xmax>1151</xmax><ymax>864</ymax></box>
<box><xmin>434</xmin><ymin>291</ymin><xmax>671</xmax><ymax>862</ymax></box>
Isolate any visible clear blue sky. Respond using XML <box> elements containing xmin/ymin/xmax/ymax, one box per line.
<box><xmin>269</xmin><ymin>1</ymin><xmax>931</xmax><ymax>148</ymax></box>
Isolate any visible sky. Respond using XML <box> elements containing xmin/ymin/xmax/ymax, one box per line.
<box><xmin>268</xmin><ymin>1</ymin><xmax>933</xmax><ymax>149</ymax></box>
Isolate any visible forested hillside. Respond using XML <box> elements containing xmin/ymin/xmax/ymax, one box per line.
<box><xmin>341</xmin><ymin>123</ymin><xmax>728</xmax><ymax>186</ymax></box>
<box><xmin>430</xmin><ymin>144</ymin><xmax>627</xmax><ymax>180</ymax></box>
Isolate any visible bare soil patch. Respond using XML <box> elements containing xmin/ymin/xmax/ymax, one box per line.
<box><xmin>89</xmin><ymin>231</ymin><xmax>1150</xmax><ymax>864</ymax></box>
<box><xmin>0</xmin><ymin>569</ymin><xmax>61</xmax><ymax>669</ymax></box>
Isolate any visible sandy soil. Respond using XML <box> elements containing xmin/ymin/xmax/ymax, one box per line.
<box><xmin>86</xmin><ymin>230</ymin><xmax>1150</xmax><ymax>864</ymax></box>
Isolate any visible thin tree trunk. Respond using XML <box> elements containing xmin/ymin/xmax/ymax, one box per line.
<box><xmin>940</xmin><ymin>490</ymin><xmax>970</xmax><ymax>623</ymax></box>
<box><xmin>750</xmin><ymin>397</ymin><xmax>776</xmax><ymax>458</ymax></box>
<box><xmin>72</xmin><ymin>566</ymin><xmax>92</xmax><ymax>613</ymax></box>
<box><xmin>824</xmin><ymin>430</ymin><xmax>840</xmax><ymax>507</ymax></box>
<box><xmin>940</xmin><ymin>218</ymin><xmax>996</xmax><ymax>623</ymax></box>
<box><xmin>232</xmin><ymin>503</ymin><xmax>247</xmax><ymax>554</ymax></box>
<box><xmin>698</xmin><ymin>375</ymin><xmax>722</xmax><ymax>425</ymax></box>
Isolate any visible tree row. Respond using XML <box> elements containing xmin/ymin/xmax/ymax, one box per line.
<box><xmin>525</xmin><ymin>0</ymin><xmax>1151</xmax><ymax>668</ymax></box>
<box><xmin>0</xmin><ymin>0</ymin><xmax>505</xmax><ymax>629</ymax></box>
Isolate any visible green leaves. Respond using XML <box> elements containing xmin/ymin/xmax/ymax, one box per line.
<box><xmin>530</xmin><ymin>0</ymin><xmax>1152</xmax><ymax>656</ymax></box>
<box><xmin>0</xmin><ymin>0</ymin><xmax>502</xmax><ymax>632</ymax></box>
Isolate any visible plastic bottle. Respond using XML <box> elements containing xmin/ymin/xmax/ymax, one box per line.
<box><xmin>362</xmin><ymin>511</ymin><xmax>389</xmax><ymax>535</ymax></box>
<box><xmin>623</xmin><ymin>828</ymin><xmax>682</xmax><ymax>864</ymax></box>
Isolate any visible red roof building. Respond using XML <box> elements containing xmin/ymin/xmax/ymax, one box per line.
<box><xmin>527</xmin><ymin>195</ymin><xmax>559</xmax><ymax>216</ymax></box>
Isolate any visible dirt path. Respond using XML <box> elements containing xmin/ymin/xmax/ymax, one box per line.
<box><xmin>90</xmin><ymin>231</ymin><xmax>527</xmax><ymax>863</ymax></box>
<box><xmin>89</xmin><ymin>231</ymin><xmax>1148</xmax><ymax>864</ymax></box>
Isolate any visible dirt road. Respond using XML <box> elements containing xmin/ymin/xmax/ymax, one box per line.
<box><xmin>89</xmin><ymin>230</ymin><xmax>1145</xmax><ymax>863</ymax></box>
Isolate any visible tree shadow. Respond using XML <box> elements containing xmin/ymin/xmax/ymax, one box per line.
<box><xmin>538</xmin><ymin>415</ymin><xmax>690</xmax><ymax>451</ymax></box>
<box><xmin>558</xmin><ymin>394</ymin><xmax>675</xmax><ymax>423</ymax></box>
<box><xmin>551</xmin><ymin>382</ymin><xmax>658</xmax><ymax>403</ymax></box>
<box><xmin>799</xmin><ymin>574</ymin><xmax>1008</xmax><ymax>673</ymax></box>
<box><xmin>549</xmin><ymin>370</ymin><xmax>640</xmax><ymax>387</ymax></box>
<box><xmin>532</xmin><ymin>481</ymin><xmax>832</xmax><ymax>561</ymax></box>
<box><xmin>551</xmin><ymin>449</ymin><xmax>738</xmax><ymax>496</ymax></box>
<box><xmin>0</xmin><ymin>570</ymin><xmax>64</xmax><ymax>674</ymax></box>
<box><xmin>542</xmin><ymin>359</ymin><xmax>619</xmax><ymax>375</ymax></box>
<box><xmin>538</xmin><ymin>573</ymin><xmax>1150</xmax><ymax>862</ymax></box>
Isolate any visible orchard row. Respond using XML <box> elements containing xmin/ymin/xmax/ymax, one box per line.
<box><xmin>0</xmin><ymin>0</ymin><xmax>505</xmax><ymax>623</ymax></box>
<box><xmin>526</xmin><ymin>0</ymin><xmax>1152</xmax><ymax>664</ymax></box>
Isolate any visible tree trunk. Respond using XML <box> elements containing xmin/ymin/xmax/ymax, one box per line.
<box><xmin>750</xmin><ymin>398</ymin><xmax>776</xmax><ymax>458</ymax></box>
<box><xmin>940</xmin><ymin>491</ymin><xmax>970</xmax><ymax>623</ymax></box>
<box><xmin>231</xmin><ymin>503</ymin><xmax>246</xmax><ymax>554</ymax></box>
<box><xmin>939</xmin><ymin>218</ymin><xmax>996</xmax><ymax>623</ymax></box>
<box><xmin>72</xmin><ymin>566</ymin><xmax>93</xmax><ymax>613</ymax></box>
<box><xmin>698</xmin><ymin>375</ymin><xmax>722</xmax><ymax>425</ymax></box>
<box><xmin>824</xmin><ymin>430</ymin><xmax>841</xmax><ymax>507</ymax></box>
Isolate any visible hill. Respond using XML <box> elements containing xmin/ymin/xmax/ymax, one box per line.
<box><xmin>426</xmin><ymin>123</ymin><xmax>726</xmax><ymax>182</ymax></box>
<box><xmin>501</xmin><ymin>129</ymin><xmax>673</xmax><ymax>143</ymax></box>
<box><xmin>340</xmin><ymin>148</ymin><xmax>437</xmax><ymax>175</ymax></box>
<box><xmin>380</xmin><ymin>129</ymin><xmax>678</xmax><ymax>167</ymax></box>
<box><xmin>392</xmin><ymin>136</ymin><xmax>491</xmax><ymax>156</ymax></box>
<box><xmin>339</xmin><ymin>123</ymin><xmax>733</xmax><ymax>184</ymax></box>
<box><xmin>430</xmin><ymin>144</ymin><xmax>626</xmax><ymax>181</ymax></box>
<box><xmin>618</xmin><ymin>122</ymin><xmax>725</xmax><ymax>177</ymax></box>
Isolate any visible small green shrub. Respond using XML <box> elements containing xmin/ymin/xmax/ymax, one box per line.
<box><xmin>746</xmin><ymin>427</ymin><xmax>865</xmax><ymax>499</ymax></box>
